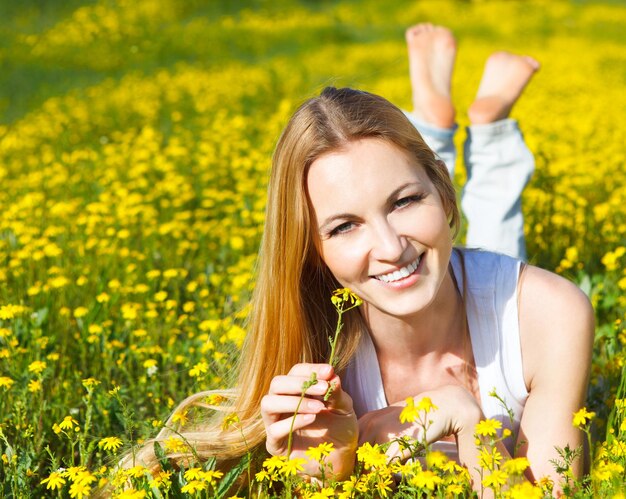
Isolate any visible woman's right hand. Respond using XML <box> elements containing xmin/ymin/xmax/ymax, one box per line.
<box><xmin>260</xmin><ymin>363</ymin><xmax>358</xmax><ymax>480</ymax></box>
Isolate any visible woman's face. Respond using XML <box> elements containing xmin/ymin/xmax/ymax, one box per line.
<box><xmin>306</xmin><ymin>138</ymin><xmax>453</xmax><ymax>319</ymax></box>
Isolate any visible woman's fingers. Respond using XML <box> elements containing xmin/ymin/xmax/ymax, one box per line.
<box><xmin>269</xmin><ymin>375</ymin><xmax>329</xmax><ymax>397</ymax></box>
<box><xmin>265</xmin><ymin>413</ymin><xmax>318</xmax><ymax>453</ymax></box>
<box><xmin>287</xmin><ymin>363</ymin><xmax>334</xmax><ymax>379</ymax></box>
<box><xmin>261</xmin><ymin>394</ymin><xmax>325</xmax><ymax>425</ymax></box>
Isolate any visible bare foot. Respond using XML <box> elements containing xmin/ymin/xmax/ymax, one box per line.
<box><xmin>468</xmin><ymin>52</ymin><xmax>540</xmax><ymax>125</ymax></box>
<box><xmin>406</xmin><ymin>23</ymin><xmax>456</xmax><ymax>129</ymax></box>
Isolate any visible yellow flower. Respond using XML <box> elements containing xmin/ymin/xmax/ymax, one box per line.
<box><xmin>479</xmin><ymin>447</ymin><xmax>502</xmax><ymax>470</ymax></box>
<box><xmin>149</xmin><ymin>470</ymin><xmax>172</xmax><ymax>489</ymax></box>
<box><xmin>475</xmin><ymin>418</ymin><xmax>502</xmax><ymax>437</ymax></box>
<box><xmin>306</xmin><ymin>442</ymin><xmax>334</xmax><ymax>461</ymax></box>
<box><xmin>172</xmin><ymin>409</ymin><xmax>188</xmax><ymax>426</ymax></box>
<box><xmin>181</xmin><ymin>480</ymin><xmax>207</xmax><ymax>493</ymax></box>
<box><xmin>28</xmin><ymin>360</ymin><xmax>47</xmax><ymax>374</ymax></box>
<box><xmin>356</xmin><ymin>442</ymin><xmax>387</xmax><ymax>469</ymax></box>
<box><xmin>189</xmin><ymin>360</ymin><xmax>209</xmax><ymax>377</ymax></box>
<box><xmin>255</xmin><ymin>469</ymin><xmax>272</xmax><ymax>482</ymax></box>
<box><xmin>446</xmin><ymin>483</ymin><xmax>465</xmax><ymax>495</ymax></box>
<box><xmin>0</xmin><ymin>376</ymin><xmax>15</xmax><ymax>390</ymax></box>
<box><xmin>205</xmin><ymin>393</ymin><xmax>226</xmax><ymax>405</ymax></box>
<box><xmin>502</xmin><ymin>457</ymin><xmax>530</xmax><ymax>475</ymax></box>
<box><xmin>263</xmin><ymin>455</ymin><xmax>286</xmax><ymax>472</ymax></box>
<box><xmin>184</xmin><ymin>468</ymin><xmax>204</xmax><ymax>481</ymax></box>
<box><xmin>573</xmin><ymin>407</ymin><xmax>596</xmax><ymax>428</ymax></box>
<box><xmin>143</xmin><ymin>358</ymin><xmax>157</xmax><ymax>369</ymax></box>
<box><xmin>114</xmin><ymin>489</ymin><xmax>146</xmax><ymax>499</ymax></box>
<box><xmin>592</xmin><ymin>460</ymin><xmax>624</xmax><ymax>482</ymax></box>
<box><xmin>425</xmin><ymin>450</ymin><xmax>448</xmax><ymax>469</ymax></box>
<box><xmin>280</xmin><ymin>457</ymin><xmax>306</xmax><ymax>476</ymax></box>
<box><xmin>221</xmin><ymin>413</ymin><xmax>239</xmax><ymax>430</ymax></box>
<box><xmin>82</xmin><ymin>378</ymin><xmax>100</xmax><ymax>388</ymax></box>
<box><xmin>505</xmin><ymin>481</ymin><xmax>544</xmax><ymax>498</ymax></box>
<box><xmin>98</xmin><ymin>436</ymin><xmax>123</xmax><ymax>452</ymax></box>
<box><xmin>410</xmin><ymin>470</ymin><xmax>442</xmax><ymax>490</ymax></box>
<box><xmin>154</xmin><ymin>290</ymin><xmax>168</xmax><ymax>302</ymax></box>
<box><xmin>416</xmin><ymin>396</ymin><xmax>437</xmax><ymax>413</ymax></box>
<box><xmin>482</xmin><ymin>469</ymin><xmax>509</xmax><ymax>489</ymax></box>
<box><xmin>125</xmin><ymin>466</ymin><xmax>147</xmax><ymax>478</ymax></box>
<box><xmin>96</xmin><ymin>292</ymin><xmax>110</xmax><ymax>303</ymax></box>
<box><xmin>28</xmin><ymin>379</ymin><xmax>42</xmax><ymax>393</ymax></box>
<box><xmin>399</xmin><ymin>396</ymin><xmax>418</xmax><ymax>423</ymax></box>
<box><xmin>41</xmin><ymin>471</ymin><xmax>66</xmax><ymax>490</ymax></box>
<box><xmin>199</xmin><ymin>470</ymin><xmax>223</xmax><ymax>484</ymax></box>
<box><xmin>59</xmin><ymin>416</ymin><xmax>79</xmax><ymax>430</ymax></box>
<box><xmin>535</xmin><ymin>475</ymin><xmax>554</xmax><ymax>492</ymax></box>
<box><xmin>0</xmin><ymin>305</ymin><xmax>24</xmax><ymax>320</ymax></box>
<box><xmin>163</xmin><ymin>436</ymin><xmax>187</xmax><ymax>453</ymax></box>
<box><xmin>310</xmin><ymin>488</ymin><xmax>335</xmax><ymax>499</ymax></box>
<box><xmin>73</xmin><ymin>307</ymin><xmax>88</xmax><ymax>318</ymax></box>
<box><xmin>331</xmin><ymin>287</ymin><xmax>362</xmax><ymax>307</ymax></box>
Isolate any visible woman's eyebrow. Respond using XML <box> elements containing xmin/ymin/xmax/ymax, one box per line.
<box><xmin>317</xmin><ymin>181</ymin><xmax>423</xmax><ymax>231</ymax></box>
<box><xmin>319</xmin><ymin>213</ymin><xmax>354</xmax><ymax>232</ymax></box>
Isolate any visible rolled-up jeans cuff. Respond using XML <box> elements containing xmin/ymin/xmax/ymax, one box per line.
<box><xmin>466</xmin><ymin>118</ymin><xmax>520</xmax><ymax>143</ymax></box>
<box><xmin>403</xmin><ymin>111</ymin><xmax>458</xmax><ymax>140</ymax></box>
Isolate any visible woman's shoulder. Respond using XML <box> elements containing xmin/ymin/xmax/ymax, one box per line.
<box><xmin>517</xmin><ymin>264</ymin><xmax>595</xmax><ymax>388</ymax></box>
<box><xmin>519</xmin><ymin>264</ymin><xmax>594</xmax><ymax>322</ymax></box>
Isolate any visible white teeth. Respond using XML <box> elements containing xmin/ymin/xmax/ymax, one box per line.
<box><xmin>374</xmin><ymin>255</ymin><xmax>422</xmax><ymax>283</ymax></box>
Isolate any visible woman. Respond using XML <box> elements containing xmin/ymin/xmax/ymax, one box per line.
<box><xmin>132</xmin><ymin>25</ymin><xmax>593</xmax><ymax>491</ymax></box>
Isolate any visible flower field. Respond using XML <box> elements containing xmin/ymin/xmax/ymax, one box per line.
<box><xmin>0</xmin><ymin>0</ymin><xmax>625</xmax><ymax>496</ymax></box>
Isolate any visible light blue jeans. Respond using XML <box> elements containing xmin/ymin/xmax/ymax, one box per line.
<box><xmin>404</xmin><ymin>113</ymin><xmax>534</xmax><ymax>261</ymax></box>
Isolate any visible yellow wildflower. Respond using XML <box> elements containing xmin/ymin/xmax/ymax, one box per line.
<box><xmin>73</xmin><ymin>307</ymin><xmax>88</xmax><ymax>318</ymax></box>
<box><xmin>172</xmin><ymin>409</ymin><xmax>188</xmax><ymax>426</ymax></box>
<box><xmin>573</xmin><ymin>407</ymin><xmax>596</xmax><ymax>428</ymax></box>
<box><xmin>189</xmin><ymin>360</ymin><xmax>209</xmax><ymax>377</ymax></box>
<box><xmin>475</xmin><ymin>418</ymin><xmax>502</xmax><ymax>437</ymax></box>
<box><xmin>280</xmin><ymin>457</ymin><xmax>306</xmax><ymax>476</ymax></box>
<box><xmin>98</xmin><ymin>436</ymin><xmax>123</xmax><ymax>452</ymax></box>
<box><xmin>59</xmin><ymin>416</ymin><xmax>79</xmax><ymax>430</ymax></box>
<box><xmin>181</xmin><ymin>480</ymin><xmax>207</xmax><ymax>493</ymax></box>
<box><xmin>41</xmin><ymin>471</ymin><xmax>66</xmax><ymax>490</ymax></box>
<box><xmin>410</xmin><ymin>470</ymin><xmax>442</xmax><ymax>490</ymax></box>
<box><xmin>482</xmin><ymin>469</ymin><xmax>509</xmax><ymax>489</ymax></box>
<box><xmin>28</xmin><ymin>360</ymin><xmax>47</xmax><ymax>374</ymax></box>
<box><xmin>0</xmin><ymin>377</ymin><xmax>15</xmax><ymax>389</ymax></box>
<box><xmin>28</xmin><ymin>379</ymin><xmax>42</xmax><ymax>392</ymax></box>
<box><xmin>502</xmin><ymin>457</ymin><xmax>530</xmax><ymax>475</ymax></box>
<box><xmin>306</xmin><ymin>442</ymin><xmax>334</xmax><ymax>461</ymax></box>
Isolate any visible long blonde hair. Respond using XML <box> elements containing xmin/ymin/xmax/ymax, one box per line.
<box><xmin>128</xmin><ymin>87</ymin><xmax>460</xmax><ymax>472</ymax></box>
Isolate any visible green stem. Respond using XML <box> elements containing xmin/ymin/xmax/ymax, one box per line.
<box><xmin>286</xmin><ymin>393</ymin><xmax>305</xmax><ymax>458</ymax></box>
<box><xmin>327</xmin><ymin>311</ymin><xmax>344</xmax><ymax>368</ymax></box>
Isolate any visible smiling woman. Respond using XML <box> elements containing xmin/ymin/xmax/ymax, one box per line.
<box><xmin>308</xmin><ymin>138</ymin><xmax>454</xmax><ymax>318</ymax></box>
<box><xmin>124</xmin><ymin>25</ymin><xmax>594</xmax><ymax>495</ymax></box>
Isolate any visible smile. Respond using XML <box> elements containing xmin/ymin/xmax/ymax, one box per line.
<box><xmin>373</xmin><ymin>255</ymin><xmax>422</xmax><ymax>283</ymax></box>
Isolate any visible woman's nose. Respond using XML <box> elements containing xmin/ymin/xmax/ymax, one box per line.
<box><xmin>369</xmin><ymin>220</ymin><xmax>405</xmax><ymax>262</ymax></box>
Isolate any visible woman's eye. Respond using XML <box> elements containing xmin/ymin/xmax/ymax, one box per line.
<box><xmin>329</xmin><ymin>221</ymin><xmax>354</xmax><ymax>237</ymax></box>
<box><xmin>394</xmin><ymin>194</ymin><xmax>424</xmax><ymax>209</ymax></box>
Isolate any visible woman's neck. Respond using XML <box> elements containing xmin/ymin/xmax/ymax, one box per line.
<box><xmin>363</xmin><ymin>267</ymin><xmax>465</xmax><ymax>363</ymax></box>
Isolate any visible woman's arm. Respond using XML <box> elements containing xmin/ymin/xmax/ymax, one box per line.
<box><xmin>517</xmin><ymin>265</ymin><xmax>595</xmax><ymax>486</ymax></box>
<box><xmin>357</xmin><ymin>384</ymin><xmax>489</xmax><ymax>486</ymax></box>
<box><xmin>260</xmin><ymin>363</ymin><xmax>358</xmax><ymax>479</ymax></box>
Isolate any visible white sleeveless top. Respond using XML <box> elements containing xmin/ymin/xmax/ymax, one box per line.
<box><xmin>342</xmin><ymin>249</ymin><xmax>529</xmax><ymax>457</ymax></box>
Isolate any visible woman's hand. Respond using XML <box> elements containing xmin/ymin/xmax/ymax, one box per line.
<box><xmin>358</xmin><ymin>385</ymin><xmax>483</xmax><ymax>461</ymax></box>
<box><xmin>260</xmin><ymin>363</ymin><xmax>358</xmax><ymax>479</ymax></box>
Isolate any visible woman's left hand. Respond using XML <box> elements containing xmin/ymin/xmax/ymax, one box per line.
<box><xmin>357</xmin><ymin>384</ymin><xmax>483</xmax><ymax>460</ymax></box>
